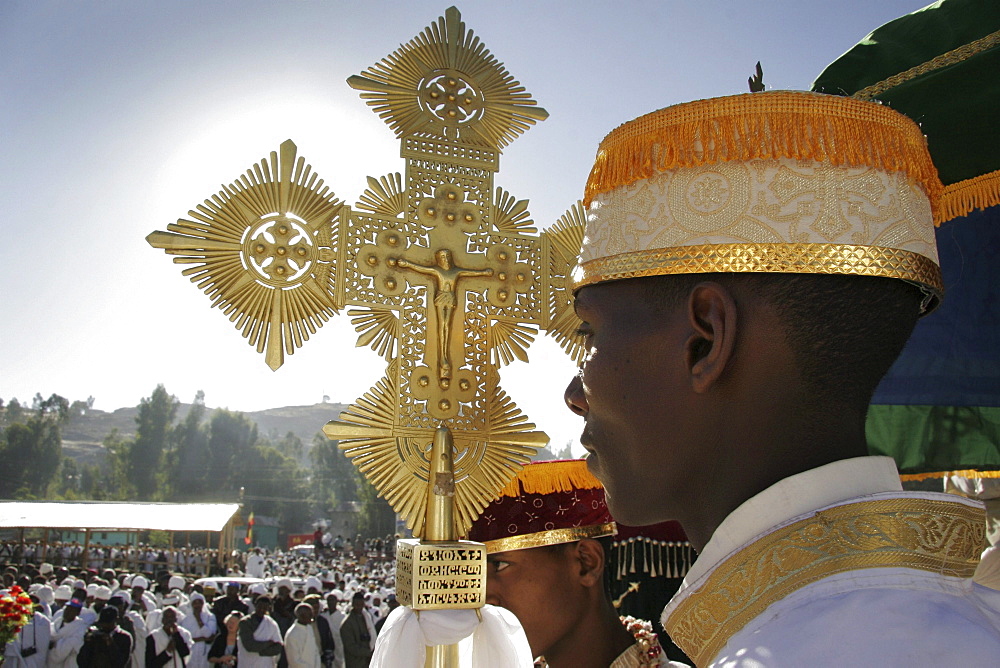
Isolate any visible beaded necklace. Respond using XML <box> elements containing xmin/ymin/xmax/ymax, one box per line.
<box><xmin>616</xmin><ymin>615</ymin><xmax>664</xmax><ymax>667</ymax></box>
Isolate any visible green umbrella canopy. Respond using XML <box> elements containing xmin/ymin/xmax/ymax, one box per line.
<box><xmin>812</xmin><ymin>0</ymin><xmax>1000</xmax><ymax>221</ymax></box>
<box><xmin>812</xmin><ymin>0</ymin><xmax>1000</xmax><ymax>478</ymax></box>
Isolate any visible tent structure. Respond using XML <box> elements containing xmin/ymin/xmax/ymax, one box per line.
<box><xmin>0</xmin><ymin>501</ymin><xmax>241</xmax><ymax>572</ymax></box>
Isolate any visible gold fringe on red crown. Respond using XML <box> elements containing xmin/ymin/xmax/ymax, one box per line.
<box><xmin>495</xmin><ymin>459</ymin><xmax>602</xmax><ymax>499</ymax></box>
<box><xmin>584</xmin><ymin>91</ymin><xmax>944</xmax><ymax>222</ymax></box>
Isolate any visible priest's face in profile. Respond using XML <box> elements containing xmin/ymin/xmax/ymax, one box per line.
<box><xmin>565</xmin><ymin>277</ymin><xmax>696</xmax><ymax>527</ymax></box>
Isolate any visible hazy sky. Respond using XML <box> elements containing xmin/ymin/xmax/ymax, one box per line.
<box><xmin>1</xmin><ymin>0</ymin><xmax>928</xmax><ymax>454</ymax></box>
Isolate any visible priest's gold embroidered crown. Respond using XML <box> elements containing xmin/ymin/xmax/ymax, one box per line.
<box><xmin>574</xmin><ymin>91</ymin><xmax>944</xmax><ymax>311</ymax></box>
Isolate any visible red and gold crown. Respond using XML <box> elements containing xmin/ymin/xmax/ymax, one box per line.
<box><xmin>467</xmin><ymin>459</ymin><xmax>616</xmax><ymax>553</ymax></box>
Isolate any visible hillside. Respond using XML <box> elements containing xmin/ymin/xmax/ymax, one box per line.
<box><xmin>58</xmin><ymin>400</ymin><xmax>562</xmax><ymax>466</ymax></box>
<box><xmin>60</xmin><ymin>401</ymin><xmax>350</xmax><ymax>466</ymax></box>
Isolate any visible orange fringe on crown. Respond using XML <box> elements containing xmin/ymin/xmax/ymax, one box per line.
<box><xmin>939</xmin><ymin>169</ymin><xmax>1000</xmax><ymax>223</ymax></box>
<box><xmin>584</xmin><ymin>91</ymin><xmax>944</xmax><ymax>220</ymax></box>
<box><xmin>495</xmin><ymin>459</ymin><xmax>602</xmax><ymax>499</ymax></box>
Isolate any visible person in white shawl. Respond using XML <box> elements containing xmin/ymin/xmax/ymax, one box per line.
<box><xmin>146</xmin><ymin>589</ymin><xmax>186</xmax><ymax>634</ymax></box>
<box><xmin>47</xmin><ymin>598</ymin><xmax>89</xmax><ymax>668</ymax></box>
<box><xmin>180</xmin><ymin>592</ymin><xmax>218</xmax><ymax>668</ymax></box>
<box><xmin>237</xmin><ymin>595</ymin><xmax>283</xmax><ymax>668</ymax></box>
<box><xmin>1</xmin><ymin>601</ymin><xmax>49</xmax><ymax>668</ymax></box>
<box><xmin>30</xmin><ymin>584</ymin><xmax>54</xmax><ymax>620</ymax></box>
<box><xmin>245</xmin><ymin>548</ymin><xmax>266</xmax><ymax>579</ymax></box>
<box><xmin>129</xmin><ymin>576</ymin><xmax>157</xmax><ymax>618</ymax></box>
<box><xmin>146</xmin><ymin>606</ymin><xmax>192</xmax><ymax>668</ymax></box>
<box><xmin>320</xmin><ymin>592</ymin><xmax>345</xmax><ymax>668</ymax></box>
<box><xmin>283</xmin><ymin>603</ymin><xmax>322</xmax><ymax>668</ymax></box>
<box><xmin>109</xmin><ymin>590</ymin><xmax>147</xmax><ymax>668</ymax></box>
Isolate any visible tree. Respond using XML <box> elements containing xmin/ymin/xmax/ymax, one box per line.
<box><xmin>168</xmin><ymin>391</ymin><xmax>210</xmax><ymax>498</ymax></box>
<box><xmin>309</xmin><ymin>433</ymin><xmax>358</xmax><ymax>517</ymax></box>
<box><xmin>207</xmin><ymin>408</ymin><xmax>260</xmax><ymax>498</ymax></box>
<box><xmin>0</xmin><ymin>423</ymin><xmax>37</xmax><ymax>497</ymax></box>
<box><xmin>57</xmin><ymin>457</ymin><xmax>81</xmax><ymax>498</ymax></box>
<box><xmin>0</xmin><ymin>393</ymin><xmax>69</xmax><ymax>498</ymax></box>
<box><xmin>553</xmin><ymin>442</ymin><xmax>574</xmax><ymax>460</ymax></box>
<box><xmin>0</xmin><ymin>397</ymin><xmax>25</xmax><ymax>430</ymax></box>
<box><xmin>127</xmin><ymin>385</ymin><xmax>178</xmax><ymax>500</ymax></box>
<box><xmin>68</xmin><ymin>396</ymin><xmax>94</xmax><ymax>418</ymax></box>
<box><xmin>354</xmin><ymin>468</ymin><xmax>395</xmax><ymax>540</ymax></box>
<box><xmin>103</xmin><ymin>429</ymin><xmax>136</xmax><ymax>499</ymax></box>
<box><xmin>276</xmin><ymin>431</ymin><xmax>305</xmax><ymax>464</ymax></box>
<box><xmin>248</xmin><ymin>444</ymin><xmax>311</xmax><ymax>538</ymax></box>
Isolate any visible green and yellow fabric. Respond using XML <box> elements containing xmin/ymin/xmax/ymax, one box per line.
<box><xmin>812</xmin><ymin>0</ymin><xmax>1000</xmax><ymax>478</ymax></box>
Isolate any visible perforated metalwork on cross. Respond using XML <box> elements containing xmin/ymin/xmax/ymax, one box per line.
<box><xmin>146</xmin><ymin>7</ymin><xmax>587</xmax><ymax>537</ymax></box>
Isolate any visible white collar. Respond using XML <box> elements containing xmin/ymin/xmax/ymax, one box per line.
<box><xmin>683</xmin><ymin>456</ymin><xmax>902</xmax><ymax>588</ymax></box>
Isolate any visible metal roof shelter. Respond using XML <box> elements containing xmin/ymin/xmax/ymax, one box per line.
<box><xmin>0</xmin><ymin>501</ymin><xmax>241</xmax><ymax>572</ymax></box>
<box><xmin>0</xmin><ymin>501</ymin><xmax>239</xmax><ymax>532</ymax></box>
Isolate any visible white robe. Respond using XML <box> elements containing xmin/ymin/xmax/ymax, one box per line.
<box><xmin>46</xmin><ymin>615</ymin><xmax>88</xmax><ymax>668</ymax></box>
<box><xmin>283</xmin><ymin>622</ymin><xmax>322</xmax><ymax>668</ymax></box>
<box><xmin>361</xmin><ymin>609</ymin><xmax>377</xmax><ymax>651</ymax></box>
<box><xmin>145</xmin><ymin>606</ymin><xmax>184</xmax><ymax>635</ymax></box>
<box><xmin>125</xmin><ymin>609</ymin><xmax>147</xmax><ymax>668</ymax></box>
<box><xmin>2</xmin><ymin>611</ymin><xmax>50</xmax><ymax>668</ymax></box>
<box><xmin>321</xmin><ymin>609</ymin><xmax>345</xmax><ymax>668</ymax></box>
<box><xmin>148</xmin><ymin>625</ymin><xmax>193</xmax><ymax>668</ymax></box>
<box><xmin>369</xmin><ymin>605</ymin><xmax>533</xmax><ymax>668</ymax></box>
<box><xmin>662</xmin><ymin>457</ymin><xmax>1000</xmax><ymax>667</ymax></box>
<box><xmin>246</xmin><ymin>553</ymin><xmax>266</xmax><ymax>578</ymax></box>
<box><xmin>180</xmin><ymin>609</ymin><xmax>218</xmax><ymax>668</ymax></box>
<box><xmin>79</xmin><ymin>607</ymin><xmax>97</xmax><ymax>626</ymax></box>
<box><xmin>237</xmin><ymin>614</ymin><xmax>283</xmax><ymax>668</ymax></box>
<box><xmin>128</xmin><ymin>591</ymin><xmax>158</xmax><ymax>619</ymax></box>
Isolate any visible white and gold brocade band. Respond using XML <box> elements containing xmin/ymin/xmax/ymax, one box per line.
<box><xmin>662</xmin><ymin>497</ymin><xmax>986</xmax><ymax>666</ymax></box>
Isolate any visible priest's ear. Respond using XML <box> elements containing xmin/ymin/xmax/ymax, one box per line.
<box><xmin>686</xmin><ymin>281</ymin><xmax>737</xmax><ymax>393</ymax></box>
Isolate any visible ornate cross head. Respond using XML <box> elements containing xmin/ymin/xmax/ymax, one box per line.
<box><xmin>147</xmin><ymin>7</ymin><xmax>585</xmax><ymax>537</ymax></box>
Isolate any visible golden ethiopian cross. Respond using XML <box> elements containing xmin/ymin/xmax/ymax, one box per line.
<box><xmin>147</xmin><ymin>7</ymin><xmax>586</xmax><ymax>666</ymax></box>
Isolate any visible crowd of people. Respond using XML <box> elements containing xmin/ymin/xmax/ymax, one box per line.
<box><xmin>1</xmin><ymin>543</ymin><xmax>399</xmax><ymax>668</ymax></box>
<box><xmin>0</xmin><ymin>534</ymin><xmax>396</xmax><ymax>579</ymax></box>
<box><xmin>0</xmin><ymin>542</ymin><xmax>227</xmax><ymax>577</ymax></box>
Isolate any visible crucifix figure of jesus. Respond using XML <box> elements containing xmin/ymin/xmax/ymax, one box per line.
<box><xmin>396</xmin><ymin>248</ymin><xmax>494</xmax><ymax>385</ymax></box>
<box><xmin>354</xmin><ymin>182</ymin><xmax>535</xmax><ymax>420</ymax></box>
<box><xmin>145</xmin><ymin>7</ymin><xmax>586</xmax><ymax>543</ymax></box>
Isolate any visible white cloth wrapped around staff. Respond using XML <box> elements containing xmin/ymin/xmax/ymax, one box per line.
<box><xmin>370</xmin><ymin>605</ymin><xmax>532</xmax><ymax>668</ymax></box>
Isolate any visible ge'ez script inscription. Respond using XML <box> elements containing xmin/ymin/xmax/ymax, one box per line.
<box><xmin>395</xmin><ymin>539</ymin><xmax>486</xmax><ymax>610</ymax></box>
<box><xmin>417</xmin><ymin>591</ymin><xmax>482</xmax><ymax>606</ymax></box>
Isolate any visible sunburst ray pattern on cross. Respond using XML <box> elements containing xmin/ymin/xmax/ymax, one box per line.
<box><xmin>148</xmin><ymin>6</ymin><xmax>587</xmax><ymax>537</ymax></box>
